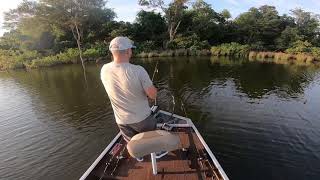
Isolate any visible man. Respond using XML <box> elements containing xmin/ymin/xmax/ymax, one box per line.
<box><xmin>100</xmin><ymin>36</ymin><xmax>167</xmax><ymax>161</ymax></box>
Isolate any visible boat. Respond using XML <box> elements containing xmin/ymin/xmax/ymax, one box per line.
<box><xmin>80</xmin><ymin>106</ymin><xmax>229</xmax><ymax>180</ymax></box>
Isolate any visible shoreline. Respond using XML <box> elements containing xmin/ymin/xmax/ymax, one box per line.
<box><xmin>1</xmin><ymin>49</ymin><xmax>320</xmax><ymax>71</ymax></box>
<box><xmin>247</xmin><ymin>51</ymin><xmax>320</xmax><ymax>66</ymax></box>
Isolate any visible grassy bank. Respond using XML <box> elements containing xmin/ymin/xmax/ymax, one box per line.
<box><xmin>210</xmin><ymin>43</ymin><xmax>250</xmax><ymax>57</ymax></box>
<box><xmin>2</xmin><ymin>42</ymin><xmax>320</xmax><ymax>71</ymax></box>
<box><xmin>248</xmin><ymin>51</ymin><xmax>320</xmax><ymax>65</ymax></box>
<box><xmin>210</xmin><ymin>42</ymin><xmax>320</xmax><ymax>66</ymax></box>
<box><xmin>0</xmin><ymin>48</ymin><xmax>108</xmax><ymax>71</ymax></box>
<box><xmin>134</xmin><ymin>49</ymin><xmax>211</xmax><ymax>58</ymax></box>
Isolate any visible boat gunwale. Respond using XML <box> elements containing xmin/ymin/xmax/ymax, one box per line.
<box><xmin>158</xmin><ymin>110</ymin><xmax>229</xmax><ymax>180</ymax></box>
<box><xmin>79</xmin><ymin>109</ymin><xmax>229</xmax><ymax>180</ymax></box>
<box><xmin>79</xmin><ymin>132</ymin><xmax>122</xmax><ymax>180</ymax></box>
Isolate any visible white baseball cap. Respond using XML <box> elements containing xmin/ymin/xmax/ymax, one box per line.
<box><xmin>109</xmin><ymin>36</ymin><xmax>136</xmax><ymax>51</ymax></box>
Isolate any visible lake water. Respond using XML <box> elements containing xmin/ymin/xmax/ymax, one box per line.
<box><xmin>0</xmin><ymin>57</ymin><xmax>320</xmax><ymax>180</ymax></box>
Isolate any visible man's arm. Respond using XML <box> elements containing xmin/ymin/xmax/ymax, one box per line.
<box><xmin>145</xmin><ymin>86</ymin><xmax>157</xmax><ymax>100</ymax></box>
<box><xmin>139</xmin><ymin>67</ymin><xmax>158</xmax><ymax>100</ymax></box>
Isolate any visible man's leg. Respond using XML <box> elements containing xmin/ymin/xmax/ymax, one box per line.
<box><xmin>133</xmin><ymin>114</ymin><xmax>157</xmax><ymax>133</ymax></box>
<box><xmin>130</xmin><ymin>115</ymin><xmax>168</xmax><ymax>158</ymax></box>
<box><xmin>117</xmin><ymin>124</ymin><xmax>139</xmax><ymax>142</ymax></box>
<box><xmin>118</xmin><ymin>123</ymin><xmax>145</xmax><ymax>162</ymax></box>
<box><xmin>117</xmin><ymin>114</ymin><xmax>156</xmax><ymax>142</ymax></box>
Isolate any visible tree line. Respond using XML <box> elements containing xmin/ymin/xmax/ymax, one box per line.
<box><xmin>0</xmin><ymin>0</ymin><xmax>319</xmax><ymax>69</ymax></box>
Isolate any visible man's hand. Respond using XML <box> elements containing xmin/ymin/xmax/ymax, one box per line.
<box><xmin>145</xmin><ymin>86</ymin><xmax>157</xmax><ymax>100</ymax></box>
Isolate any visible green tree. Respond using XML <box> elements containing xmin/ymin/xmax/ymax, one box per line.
<box><xmin>138</xmin><ymin>0</ymin><xmax>188</xmax><ymax>42</ymax></box>
<box><xmin>235</xmin><ymin>5</ymin><xmax>284</xmax><ymax>50</ymax></box>
<box><xmin>4</xmin><ymin>0</ymin><xmax>115</xmax><ymax>71</ymax></box>
<box><xmin>235</xmin><ymin>7</ymin><xmax>261</xmax><ymax>45</ymax></box>
<box><xmin>3</xmin><ymin>1</ymin><xmax>55</xmax><ymax>51</ymax></box>
<box><xmin>258</xmin><ymin>5</ymin><xmax>282</xmax><ymax>49</ymax></box>
<box><xmin>221</xmin><ymin>9</ymin><xmax>231</xmax><ymax>20</ymax></box>
<box><xmin>275</xmin><ymin>27</ymin><xmax>301</xmax><ymax>50</ymax></box>
<box><xmin>0</xmin><ymin>31</ymin><xmax>26</xmax><ymax>50</ymax></box>
<box><xmin>286</xmin><ymin>40</ymin><xmax>313</xmax><ymax>53</ymax></box>
<box><xmin>190</xmin><ymin>0</ymin><xmax>225</xmax><ymax>44</ymax></box>
<box><xmin>290</xmin><ymin>8</ymin><xmax>320</xmax><ymax>45</ymax></box>
<box><xmin>133</xmin><ymin>10</ymin><xmax>166</xmax><ymax>47</ymax></box>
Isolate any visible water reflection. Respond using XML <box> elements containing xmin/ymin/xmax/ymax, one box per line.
<box><xmin>139</xmin><ymin>57</ymin><xmax>319</xmax><ymax>105</ymax></box>
<box><xmin>0</xmin><ymin>57</ymin><xmax>320</xmax><ymax>180</ymax></box>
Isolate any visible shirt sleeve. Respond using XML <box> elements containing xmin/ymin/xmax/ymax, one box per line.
<box><xmin>139</xmin><ymin>66</ymin><xmax>153</xmax><ymax>91</ymax></box>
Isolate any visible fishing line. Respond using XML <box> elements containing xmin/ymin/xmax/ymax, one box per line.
<box><xmin>181</xmin><ymin>100</ymin><xmax>188</xmax><ymax>118</ymax></box>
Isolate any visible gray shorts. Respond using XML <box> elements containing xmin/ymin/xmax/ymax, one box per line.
<box><xmin>117</xmin><ymin>114</ymin><xmax>157</xmax><ymax>142</ymax></box>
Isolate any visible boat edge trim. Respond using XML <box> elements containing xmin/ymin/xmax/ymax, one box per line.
<box><xmin>79</xmin><ymin>132</ymin><xmax>122</xmax><ymax>180</ymax></box>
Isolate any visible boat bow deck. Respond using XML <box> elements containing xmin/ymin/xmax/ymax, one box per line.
<box><xmin>80</xmin><ymin>110</ymin><xmax>229</xmax><ymax>180</ymax></box>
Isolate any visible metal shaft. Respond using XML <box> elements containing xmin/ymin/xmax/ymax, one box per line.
<box><xmin>151</xmin><ymin>153</ymin><xmax>157</xmax><ymax>175</ymax></box>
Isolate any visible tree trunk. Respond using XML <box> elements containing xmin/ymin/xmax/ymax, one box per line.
<box><xmin>71</xmin><ymin>22</ymin><xmax>87</xmax><ymax>84</ymax></box>
<box><xmin>168</xmin><ymin>21</ymin><xmax>181</xmax><ymax>42</ymax></box>
<box><xmin>75</xmin><ymin>23</ymin><xmax>86</xmax><ymax>72</ymax></box>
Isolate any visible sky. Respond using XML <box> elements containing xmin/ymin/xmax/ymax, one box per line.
<box><xmin>1</xmin><ymin>0</ymin><xmax>320</xmax><ymax>36</ymax></box>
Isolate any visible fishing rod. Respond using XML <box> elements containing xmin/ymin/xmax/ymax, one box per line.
<box><xmin>151</xmin><ymin>60</ymin><xmax>180</xmax><ymax>119</ymax></box>
<box><xmin>151</xmin><ymin>61</ymin><xmax>216</xmax><ymax>178</ymax></box>
<box><xmin>151</xmin><ymin>60</ymin><xmax>187</xmax><ymax>122</ymax></box>
<box><xmin>151</xmin><ymin>60</ymin><xmax>159</xmax><ymax>106</ymax></box>
<box><xmin>151</xmin><ymin>60</ymin><xmax>159</xmax><ymax>82</ymax></box>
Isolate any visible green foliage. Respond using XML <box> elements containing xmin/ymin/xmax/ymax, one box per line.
<box><xmin>235</xmin><ymin>6</ymin><xmax>283</xmax><ymax>50</ymax></box>
<box><xmin>248</xmin><ymin>50</ymin><xmax>319</xmax><ymax>65</ymax></box>
<box><xmin>286</xmin><ymin>40</ymin><xmax>313</xmax><ymax>54</ymax></box>
<box><xmin>29</xmin><ymin>56</ymin><xmax>64</xmax><ymax>68</ymax></box>
<box><xmin>0</xmin><ymin>48</ymin><xmax>80</xmax><ymax>70</ymax></box>
<box><xmin>221</xmin><ymin>9</ymin><xmax>231</xmax><ymax>20</ymax></box>
<box><xmin>275</xmin><ymin>27</ymin><xmax>301</xmax><ymax>50</ymax></box>
<box><xmin>135</xmin><ymin>48</ymin><xmax>210</xmax><ymax>58</ymax></box>
<box><xmin>171</xmin><ymin>34</ymin><xmax>210</xmax><ymax>50</ymax></box>
<box><xmin>2</xmin><ymin>0</ymin><xmax>115</xmax><ymax>54</ymax></box>
<box><xmin>311</xmin><ymin>47</ymin><xmax>320</xmax><ymax>58</ymax></box>
<box><xmin>0</xmin><ymin>49</ymin><xmax>40</xmax><ymax>70</ymax></box>
<box><xmin>185</xmin><ymin>0</ymin><xmax>224</xmax><ymax>44</ymax></box>
<box><xmin>173</xmin><ymin>34</ymin><xmax>196</xmax><ymax>49</ymax></box>
<box><xmin>1</xmin><ymin>0</ymin><xmax>320</xmax><ymax>69</ymax></box>
<box><xmin>91</xmin><ymin>42</ymin><xmax>109</xmax><ymax>56</ymax></box>
<box><xmin>28</xmin><ymin>48</ymin><xmax>79</xmax><ymax>68</ymax></box>
<box><xmin>109</xmin><ymin>22</ymin><xmax>134</xmax><ymax>39</ymax></box>
<box><xmin>83</xmin><ymin>48</ymin><xmax>100</xmax><ymax>58</ymax></box>
<box><xmin>138</xmin><ymin>0</ymin><xmax>188</xmax><ymax>41</ymax></box>
<box><xmin>211</xmin><ymin>43</ymin><xmax>250</xmax><ymax>57</ymax></box>
<box><xmin>136</xmin><ymin>41</ymin><xmax>157</xmax><ymax>53</ymax></box>
<box><xmin>290</xmin><ymin>8</ymin><xmax>320</xmax><ymax>44</ymax></box>
<box><xmin>134</xmin><ymin>10</ymin><xmax>166</xmax><ymax>46</ymax></box>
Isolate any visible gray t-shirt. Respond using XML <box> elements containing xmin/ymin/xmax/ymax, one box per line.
<box><xmin>101</xmin><ymin>62</ymin><xmax>153</xmax><ymax>125</ymax></box>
